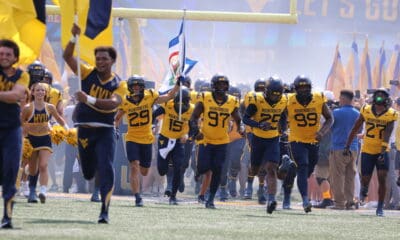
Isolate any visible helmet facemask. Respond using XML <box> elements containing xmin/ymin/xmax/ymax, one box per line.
<box><xmin>373</xmin><ymin>90</ymin><xmax>390</xmax><ymax>107</ymax></box>
<box><xmin>295</xmin><ymin>85</ymin><xmax>312</xmax><ymax>105</ymax></box>
<box><xmin>213</xmin><ymin>81</ymin><xmax>229</xmax><ymax>97</ymax></box>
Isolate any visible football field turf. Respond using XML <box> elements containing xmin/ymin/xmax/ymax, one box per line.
<box><xmin>1</xmin><ymin>193</ymin><xmax>399</xmax><ymax>240</ymax></box>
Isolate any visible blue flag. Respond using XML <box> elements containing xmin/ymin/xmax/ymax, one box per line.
<box><xmin>84</xmin><ymin>0</ymin><xmax>112</xmax><ymax>39</ymax></box>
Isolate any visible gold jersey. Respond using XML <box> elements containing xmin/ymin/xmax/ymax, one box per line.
<box><xmin>395</xmin><ymin>115</ymin><xmax>400</xmax><ymax>150</ymax></box>
<box><xmin>44</xmin><ymin>83</ymin><xmax>62</xmax><ymax>106</ymax></box>
<box><xmin>249</xmin><ymin>92</ymin><xmax>287</xmax><ymax>139</ymax></box>
<box><xmin>198</xmin><ymin>92</ymin><xmax>239</xmax><ymax>144</ymax></box>
<box><xmin>120</xmin><ymin>89</ymin><xmax>159</xmax><ymax>144</ymax></box>
<box><xmin>244</xmin><ymin>91</ymin><xmax>257</xmax><ymax>108</ymax></box>
<box><xmin>243</xmin><ymin>91</ymin><xmax>258</xmax><ymax>133</ymax></box>
<box><xmin>159</xmin><ymin>100</ymin><xmax>194</xmax><ymax>139</ymax></box>
<box><xmin>360</xmin><ymin>104</ymin><xmax>398</xmax><ymax>154</ymax></box>
<box><xmin>287</xmin><ymin>92</ymin><xmax>326</xmax><ymax>143</ymax></box>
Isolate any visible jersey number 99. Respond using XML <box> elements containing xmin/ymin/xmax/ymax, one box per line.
<box><xmin>294</xmin><ymin>112</ymin><xmax>317</xmax><ymax>127</ymax></box>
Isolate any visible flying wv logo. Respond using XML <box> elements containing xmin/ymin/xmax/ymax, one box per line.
<box><xmin>79</xmin><ymin>138</ymin><xmax>89</xmax><ymax>149</ymax></box>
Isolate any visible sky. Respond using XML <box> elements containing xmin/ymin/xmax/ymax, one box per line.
<box><xmin>48</xmin><ymin>0</ymin><xmax>400</xmax><ymax>90</ymax></box>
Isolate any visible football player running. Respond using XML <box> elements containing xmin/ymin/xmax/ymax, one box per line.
<box><xmin>345</xmin><ymin>88</ymin><xmax>397</xmax><ymax>217</ymax></box>
<box><xmin>242</xmin><ymin>76</ymin><xmax>287</xmax><ymax>214</ymax></box>
<box><xmin>189</xmin><ymin>74</ymin><xmax>243</xmax><ymax>209</ymax></box>
<box><xmin>286</xmin><ymin>75</ymin><xmax>333</xmax><ymax>213</ymax></box>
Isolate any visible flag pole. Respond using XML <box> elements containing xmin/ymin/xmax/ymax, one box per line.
<box><xmin>74</xmin><ymin>0</ymin><xmax>82</xmax><ymax>91</ymax></box>
<box><xmin>178</xmin><ymin>9</ymin><xmax>186</xmax><ymax>121</ymax></box>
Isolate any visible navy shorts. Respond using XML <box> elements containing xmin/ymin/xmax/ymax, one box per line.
<box><xmin>361</xmin><ymin>152</ymin><xmax>389</xmax><ymax>176</ymax></box>
<box><xmin>289</xmin><ymin>142</ymin><xmax>319</xmax><ymax>177</ymax></box>
<box><xmin>27</xmin><ymin>134</ymin><xmax>52</xmax><ymax>152</ymax></box>
<box><xmin>197</xmin><ymin>143</ymin><xmax>228</xmax><ymax>174</ymax></box>
<box><xmin>126</xmin><ymin>141</ymin><xmax>152</xmax><ymax>168</ymax></box>
<box><xmin>251</xmin><ymin>135</ymin><xmax>280</xmax><ymax>166</ymax></box>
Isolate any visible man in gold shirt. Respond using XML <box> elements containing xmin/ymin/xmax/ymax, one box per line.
<box><xmin>286</xmin><ymin>75</ymin><xmax>333</xmax><ymax>213</ymax></box>
<box><xmin>345</xmin><ymin>88</ymin><xmax>397</xmax><ymax>216</ymax></box>
<box><xmin>243</xmin><ymin>76</ymin><xmax>287</xmax><ymax>214</ymax></box>
<box><xmin>189</xmin><ymin>74</ymin><xmax>243</xmax><ymax>209</ymax></box>
<box><xmin>116</xmin><ymin>75</ymin><xmax>178</xmax><ymax>207</ymax></box>
<box><xmin>153</xmin><ymin>87</ymin><xmax>194</xmax><ymax>204</ymax></box>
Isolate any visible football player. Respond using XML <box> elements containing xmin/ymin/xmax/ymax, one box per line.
<box><xmin>153</xmin><ymin>87</ymin><xmax>194</xmax><ymax>204</ymax></box>
<box><xmin>345</xmin><ymin>88</ymin><xmax>397</xmax><ymax>216</ymax></box>
<box><xmin>286</xmin><ymin>75</ymin><xmax>333</xmax><ymax>213</ymax></box>
<box><xmin>189</xmin><ymin>74</ymin><xmax>243</xmax><ymax>209</ymax></box>
<box><xmin>243</xmin><ymin>76</ymin><xmax>287</xmax><ymax>214</ymax></box>
<box><xmin>115</xmin><ymin>75</ymin><xmax>178</xmax><ymax>207</ymax></box>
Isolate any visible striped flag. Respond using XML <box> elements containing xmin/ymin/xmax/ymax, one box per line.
<box><xmin>358</xmin><ymin>39</ymin><xmax>372</xmax><ymax>94</ymax></box>
<box><xmin>159</xmin><ymin>57</ymin><xmax>198</xmax><ymax>94</ymax></box>
<box><xmin>39</xmin><ymin>37</ymin><xmax>62</xmax><ymax>84</ymax></box>
<box><xmin>159</xmin><ymin>18</ymin><xmax>197</xmax><ymax>93</ymax></box>
<box><xmin>386</xmin><ymin>44</ymin><xmax>400</xmax><ymax>96</ymax></box>
<box><xmin>345</xmin><ymin>41</ymin><xmax>359</xmax><ymax>91</ymax></box>
<box><xmin>325</xmin><ymin>44</ymin><xmax>346</xmax><ymax>99</ymax></box>
<box><xmin>168</xmin><ymin>19</ymin><xmax>186</xmax><ymax>78</ymax></box>
<box><xmin>372</xmin><ymin>43</ymin><xmax>386</xmax><ymax>89</ymax></box>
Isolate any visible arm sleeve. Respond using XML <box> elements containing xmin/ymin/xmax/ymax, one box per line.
<box><xmin>242</xmin><ymin>104</ymin><xmax>259</xmax><ymax>128</ymax></box>
<box><xmin>153</xmin><ymin>105</ymin><xmax>165</xmax><ymax>119</ymax></box>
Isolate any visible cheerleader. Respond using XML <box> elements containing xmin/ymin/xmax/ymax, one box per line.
<box><xmin>21</xmin><ymin>83</ymin><xmax>67</xmax><ymax>203</ymax></box>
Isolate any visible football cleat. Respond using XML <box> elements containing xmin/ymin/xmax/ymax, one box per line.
<box><xmin>90</xmin><ymin>193</ymin><xmax>101</xmax><ymax>203</ymax></box>
<box><xmin>169</xmin><ymin>196</ymin><xmax>178</xmax><ymax>205</ymax></box>
<box><xmin>376</xmin><ymin>208</ymin><xmax>384</xmax><ymax>217</ymax></box>
<box><xmin>198</xmin><ymin>195</ymin><xmax>206</xmax><ymax>204</ymax></box>
<box><xmin>205</xmin><ymin>201</ymin><xmax>216</xmax><ymax>209</ymax></box>
<box><xmin>266</xmin><ymin>201</ymin><xmax>277</xmax><ymax>214</ymax></box>
<box><xmin>98</xmin><ymin>212</ymin><xmax>109</xmax><ymax>224</ymax></box>
<box><xmin>38</xmin><ymin>193</ymin><xmax>46</xmax><ymax>204</ymax></box>
<box><xmin>303</xmin><ymin>202</ymin><xmax>312</xmax><ymax>213</ymax></box>
<box><xmin>135</xmin><ymin>198</ymin><xmax>144</xmax><ymax>207</ymax></box>
<box><xmin>1</xmin><ymin>217</ymin><xmax>12</xmax><ymax>229</ymax></box>
<box><xmin>27</xmin><ymin>192</ymin><xmax>38</xmax><ymax>203</ymax></box>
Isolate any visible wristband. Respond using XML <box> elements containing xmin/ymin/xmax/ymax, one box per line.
<box><xmin>86</xmin><ymin>95</ymin><xmax>96</xmax><ymax>105</ymax></box>
<box><xmin>70</xmin><ymin>36</ymin><xmax>77</xmax><ymax>43</ymax></box>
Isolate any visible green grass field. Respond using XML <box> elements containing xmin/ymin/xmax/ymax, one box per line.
<box><xmin>1</xmin><ymin>193</ymin><xmax>399</xmax><ymax>240</ymax></box>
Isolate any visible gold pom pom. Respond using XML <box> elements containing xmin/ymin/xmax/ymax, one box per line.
<box><xmin>22</xmin><ymin>138</ymin><xmax>33</xmax><ymax>161</ymax></box>
<box><xmin>65</xmin><ymin>128</ymin><xmax>78</xmax><ymax>147</ymax></box>
<box><xmin>50</xmin><ymin>125</ymin><xmax>66</xmax><ymax>145</ymax></box>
